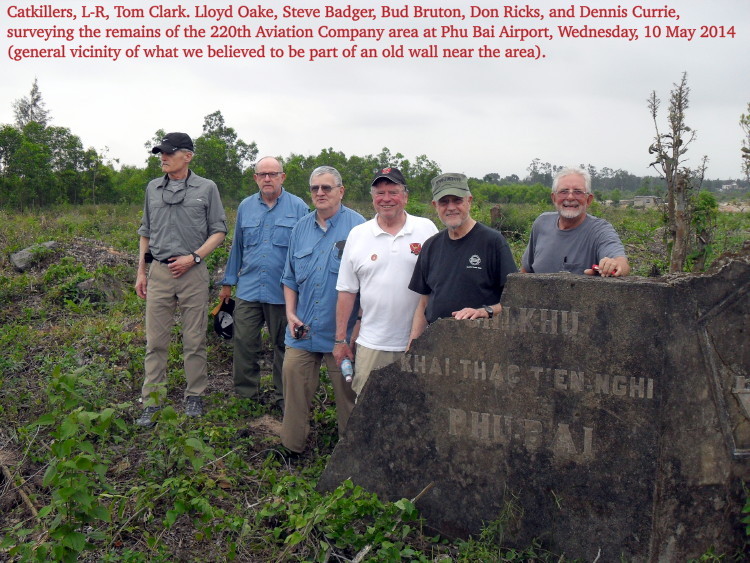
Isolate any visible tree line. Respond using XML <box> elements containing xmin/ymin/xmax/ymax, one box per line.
<box><xmin>0</xmin><ymin>80</ymin><xmax>747</xmax><ymax>211</ymax></box>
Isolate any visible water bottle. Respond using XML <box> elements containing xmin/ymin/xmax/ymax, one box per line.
<box><xmin>341</xmin><ymin>358</ymin><xmax>353</xmax><ymax>383</ymax></box>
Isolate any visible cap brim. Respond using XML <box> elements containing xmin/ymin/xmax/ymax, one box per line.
<box><xmin>152</xmin><ymin>144</ymin><xmax>177</xmax><ymax>154</ymax></box>
<box><xmin>433</xmin><ymin>187</ymin><xmax>470</xmax><ymax>201</ymax></box>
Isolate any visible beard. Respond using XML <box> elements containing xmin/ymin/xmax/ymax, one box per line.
<box><xmin>557</xmin><ymin>203</ymin><xmax>585</xmax><ymax>220</ymax></box>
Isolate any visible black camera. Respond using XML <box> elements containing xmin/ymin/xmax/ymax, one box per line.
<box><xmin>293</xmin><ymin>324</ymin><xmax>309</xmax><ymax>339</ymax></box>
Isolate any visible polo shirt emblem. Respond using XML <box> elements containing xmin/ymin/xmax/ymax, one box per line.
<box><xmin>371</xmin><ymin>254</ymin><xmax>378</xmax><ymax>261</ymax></box>
<box><xmin>410</xmin><ymin>243</ymin><xmax>422</xmax><ymax>255</ymax></box>
<box><xmin>469</xmin><ymin>254</ymin><xmax>481</xmax><ymax>266</ymax></box>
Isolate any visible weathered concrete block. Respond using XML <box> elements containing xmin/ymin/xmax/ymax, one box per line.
<box><xmin>9</xmin><ymin>241</ymin><xmax>57</xmax><ymax>271</ymax></box>
<box><xmin>318</xmin><ymin>259</ymin><xmax>750</xmax><ymax>561</ymax></box>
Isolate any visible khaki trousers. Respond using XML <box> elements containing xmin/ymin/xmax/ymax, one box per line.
<box><xmin>280</xmin><ymin>347</ymin><xmax>356</xmax><ymax>453</ymax></box>
<box><xmin>142</xmin><ymin>261</ymin><xmax>209</xmax><ymax>402</ymax></box>
<box><xmin>353</xmin><ymin>344</ymin><xmax>403</xmax><ymax>397</ymax></box>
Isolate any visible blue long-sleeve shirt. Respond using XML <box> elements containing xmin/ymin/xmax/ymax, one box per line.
<box><xmin>221</xmin><ymin>189</ymin><xmax>309</xmax><ymax>304</ymax></box>
<box><xmin>282</xmin><ymin>205</ymin><xmax>365</xmax><ymax>352</ymax></box>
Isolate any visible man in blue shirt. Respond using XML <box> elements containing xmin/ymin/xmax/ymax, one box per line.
<box><xmin>220</xmin><ymin>156</ymin><xmax>308</xmax><ymax>409</ymax></box>
<box><xmin>280</xmin><ymin>165</ymin><xmax>365</xmax><ymax>454</ymax></box>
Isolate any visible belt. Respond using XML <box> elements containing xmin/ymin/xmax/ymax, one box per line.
<box><xmin>156</xmin><ymin>257</ymin><xmax>176</xmax><ymax>264</ymax></box>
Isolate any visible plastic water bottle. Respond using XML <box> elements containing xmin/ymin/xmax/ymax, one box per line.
<box><xmin>341</xmin><ymin>358</ymin><xmax>353</xmax><ymax>383</ymax></box>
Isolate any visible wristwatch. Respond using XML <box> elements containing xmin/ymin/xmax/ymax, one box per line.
<box><xmin>483</xmin><ymin>305</ymin><xmax>494</xmax><ymax>318</ymax></box>
<box><xmin>191</xmin><ymin>252</ymin><xmax>202</xmax><ymax>264</ymax></box>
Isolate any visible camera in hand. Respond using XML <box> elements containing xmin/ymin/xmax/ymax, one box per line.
<box><xmin>293</xmin><ymin>324</ymin><xmax>309</xmax><ymax>339</ymax></box>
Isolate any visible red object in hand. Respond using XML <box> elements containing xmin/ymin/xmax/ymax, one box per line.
<box><xmin>592</xmin><ymin>264</ymin><xmax>601</xmax><ymax>275</ymax></box>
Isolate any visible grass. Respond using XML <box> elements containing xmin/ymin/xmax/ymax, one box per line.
<box><xmin>0</xmin><ymin>201</ymin><xmax>748</xmax><ymax>561</ymax></box>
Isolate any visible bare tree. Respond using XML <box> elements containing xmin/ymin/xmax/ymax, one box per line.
<box><xmin>647</xmin><ymin>72</ymin><xmax>705</xmax><ymax>273</ymax></box>
<box><xmin>741</xmin><ymin>102</ymin><xmax>750</xmax><ymax>182</ymax></box>
<box><xmin>13</xmin><ymin>78</ymin><xmax>50</xmax><ymax>128</ymax></box>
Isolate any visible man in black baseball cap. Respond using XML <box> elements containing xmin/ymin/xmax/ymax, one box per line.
<box><xmin>135</xmin><ymin>131</ymin><xmax>227</xmax><ymax>427</ymax></box>
<box><xmin>333</xmin><ymin>166</ymin><xmax>437</xmax><ymax>399</ymax></box>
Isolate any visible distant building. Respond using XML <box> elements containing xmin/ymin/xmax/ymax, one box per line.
<box><xmin>720</xmin><ymin>183</ymin><xmax>739</xmax><ymax>192</ymax></box>
<box><xmin>633</xmin><ymin>196</ymin><xmax>664</xmax><ymax>209</ymax></box>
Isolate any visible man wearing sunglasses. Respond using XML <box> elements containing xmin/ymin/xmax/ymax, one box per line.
<box><xmin>279</xmin><ymin>165</ymin><xmax>365</xmax><ymax>455</ymax></box>
<box><xmin>219</xmin><ymin>157</ymin><xmax>308</xmax><ymax>410</ymax></box>
<box><xmin>135</xmin><ymin>132</ymin><xmax>227</xmax><ymax>427</ymax></box>
<box><xmin>521</xmin><ymin>167</ymin><xmax>630</xmax><ymax>277</ymax></box>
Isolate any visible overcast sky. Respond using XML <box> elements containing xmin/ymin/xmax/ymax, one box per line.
<box><xmin>1</xmin><ymin>0</ymin><xmax>748</xmax><ymax>182</ymax></box>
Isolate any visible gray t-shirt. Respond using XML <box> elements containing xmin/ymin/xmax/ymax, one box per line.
<box><xmin>522</xmin><ymin>212</ymin><xmax>625</xmax><ymax>274</ymax></box>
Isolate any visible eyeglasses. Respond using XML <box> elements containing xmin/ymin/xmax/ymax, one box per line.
<box><xmin>309</xmin><ymin>185</ymin><xmax>336</xmax><ymax>193</ymax></box>
<box><xmin>255</xmin><ymin>171</ymin><xmax>282</xmax><ymax>178</ymax></box>
<box><xmin>555</xmin><ymin>189</ymin><xmax>589</xmax><ymax>198</ymax></box>
<box><xmin>162</xmin><ymin>188</ymin><xmax>186</xmax><ymax>206</ymax></box>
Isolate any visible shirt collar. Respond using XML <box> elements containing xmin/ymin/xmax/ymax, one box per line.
<box><xmin>371</xmin><ymin>211</ymin><xmax>412</xmax><ymax>237</ymax></box>
<box><xmin>158</xmin><ymin>169</ymin><xmax>194</xmax><ymax>189</ymax></box>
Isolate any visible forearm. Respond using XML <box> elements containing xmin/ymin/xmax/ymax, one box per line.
<box><xmin>138</xmin><ymin>236</ymin><xmax>150</xmax><ymax>275</ymax></box>
<box><xmin>335</xmin><ymin>292</ymin><xmax>357</xmax><ymax>341</ymax></box>
<box><xmin>409</xmin><ymin>295</ymin><xmax>429</xmax><ymax>341</ymax></box>
<box><xmin>284</xmin><ymin>286</ymin><xmax>299</xmax><ymax>322</ymax></box>
<box><xmin>333</xmin><ymin>292</ymin><xmax>357</xmax><ymax>363</ymax></box>
<box><xmin>195</xmin><ymin>232</ymin><xmax>226</xmax><ymax>259</ymax></box>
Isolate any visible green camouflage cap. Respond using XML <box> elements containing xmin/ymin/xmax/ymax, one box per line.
<box><xmin>431</xmin><ymin>173</ymin><xmax>470</xmax><ymax>202</ymax></box>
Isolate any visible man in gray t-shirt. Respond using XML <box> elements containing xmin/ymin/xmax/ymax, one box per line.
<box><xmin>522</xmin><ymin>167</ymin><xmax>630</xmax><ymax>277</ymax></box>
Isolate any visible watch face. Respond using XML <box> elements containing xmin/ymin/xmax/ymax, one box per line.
<box><xmin>193</xmin><ymin>253</ymin><xmax>201</xmax><ymax>263</ymax></box>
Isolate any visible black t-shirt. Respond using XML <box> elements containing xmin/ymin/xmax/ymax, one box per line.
<box><xmin>409</xmin><ymin>222</ymin><xmax>517</xmax><ymax>323</ymax></box>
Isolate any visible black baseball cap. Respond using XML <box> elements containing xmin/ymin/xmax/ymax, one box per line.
<box><xmin>371</xmin><ymin>167</ymin><xmax>406</xmax><ymax>187</ymax></box>
<box><xmin>213</xmin><ymin>298</ymin><xmax>235</xmax><ymax>340</ymax></box>
<box><xmin>152</xmin><ymin>132</ymin><xmax>194</xmax><ymax>154</ymax></box>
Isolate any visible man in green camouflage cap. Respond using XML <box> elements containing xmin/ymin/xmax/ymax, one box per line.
<box><xmin>408</xmin><ymin>173</ymin><xmax>517</xmax><ymax>343</ymax></box>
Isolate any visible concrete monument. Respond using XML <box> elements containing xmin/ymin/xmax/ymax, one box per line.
<box><xmin>318</xmin><ymin>258</ymin><xmax>750</xmax><ymax>560</ymax></box>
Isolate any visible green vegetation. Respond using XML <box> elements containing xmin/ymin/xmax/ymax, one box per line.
<box><xmin>1</xmin><ymin>81</ymin><xmax>747</xmax><ymax>560</ymax></box>
<box><xmin>1</xmin><ymin>201</ymin><xmax>748</xmax><ymax>561</ymax></box>
<box><xmin>2</xmin><ymin>81</ymin><xmax>748</xmax><ymax>214</ymax></box>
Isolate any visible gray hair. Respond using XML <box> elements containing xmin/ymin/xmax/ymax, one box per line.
<box><xmin>309</xmin><ymin>165</ymin><xmax>342</xmax><ymax>187</ymax></box>
<box><xmin>552</xmin><ymin>167</ymin><xmax>591</xmax><ymax>193</ymax></box>
<box><xmin>177</xmin><ymin>148</ymin><xmax>195</xmax><ymax>157</ymax></box>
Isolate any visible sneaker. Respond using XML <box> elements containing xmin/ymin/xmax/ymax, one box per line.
<box><xmin>184</xmin><ymin>396</ymin><xmax>203</xmax><ymax>417</ymax></box>
<box><xmin>135</xmin><ymin>406</ymin><xmax>160</xmax><ymax>428</ymax></box>
<box><xmin>269</xmin><ymin>445</ymin><xmax>301</xmax><ymax>464</ymax></box>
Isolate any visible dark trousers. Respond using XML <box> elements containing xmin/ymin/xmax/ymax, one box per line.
<box><xmin>232</xmin><ymin>298</ymin><xmax>286</xmax><ymax>405</ymax></box>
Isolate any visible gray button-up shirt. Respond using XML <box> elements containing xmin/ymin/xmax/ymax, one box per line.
<box><xmin>137</xmin><ymin>170</ymin><xmax>227</xmax><ymax>260</ymax></box>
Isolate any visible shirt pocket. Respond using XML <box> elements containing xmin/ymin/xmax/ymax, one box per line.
<box><xmin>241</xmin><ymin>219</ymin><xmax>262</xmax><ymax>248</ymax></box>
<box><xmin>182</xmin><ymin>198</ymin><xmax>206</xmax><ymax>226</ymax></box>
<box><xmin>148</xmin><ymin>199</ymin><xmax>168</xmax><ymax>236</ymax></box>
<box><xmin>292</xmin><ymin>247</ymin><xmax>314</xmax><ymax>284</ymax></box>
<box><xmin>328</xmin><ymin>240</ymin><xmax>346</xmax><ymax>274</ymax></box>
<box><xmin>271</xmin><ymin>217</ymin><xmax>297</xmax><ymax>248</ymax></box>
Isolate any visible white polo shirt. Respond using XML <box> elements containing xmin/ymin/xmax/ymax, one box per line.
<box><xmin>336</xmin><ymin>213</ymin><xmax>438</xmax><ymax>351</ymax></box>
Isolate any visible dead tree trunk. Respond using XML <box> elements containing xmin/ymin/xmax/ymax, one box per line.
<box><xmin>670</xmin><ymin>172</ymin><xmax>689</xmax><ymax>272</ymax></box>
